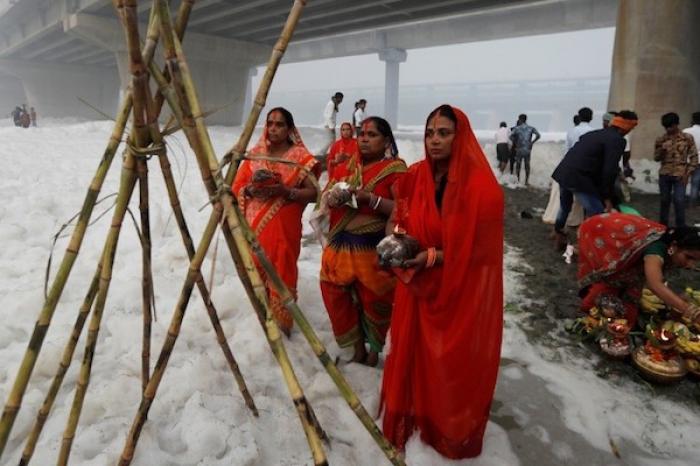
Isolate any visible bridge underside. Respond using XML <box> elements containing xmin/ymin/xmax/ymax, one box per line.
<box><xmin>0</xmin><ymin>0</ymin><xmax>617</xmax><ymax>126</ymax></box>
<box><xmin>1</xmin><ymin>0</ymin><xmax>697</xmax><ymax>156</ymax></box>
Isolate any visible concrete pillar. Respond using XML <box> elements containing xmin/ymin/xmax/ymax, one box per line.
<box><xmin>0</xmin><ymin>73</ymin><xmax>26</xmax><ymax>114</ymax></box>
<box><xmin>185</xmin><ymin>56</ymin><xmax>255</xmax><ymax>126</ymax></box>
<box><xmin>242</xmin><ymin>66</ymin><xmax>258</xmax><ymax>123</ymax></box>
<box><xmin>0</xmin><ymin>59</ymin><xmax>120</xmax><ymax>119</ymax></box>
<box><xmin>62</xmin><ymin>13</ymin><xmax>269</xmax><ymax>126</ymax></box>
<box><xmin>378</xmin><ymin>48</ymin><xmax>406</xmax><ymax>128</ymax></box>
<box><xmin>608</xmin><ymin>0</ymin><xmax>700</xmax><ymax>159</ymax></box>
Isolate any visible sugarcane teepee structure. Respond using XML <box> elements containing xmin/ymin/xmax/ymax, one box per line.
<box><xmin>0</xmin><ymin>1</ymin><xmax>405</xmax><ymax>465</ymax></box>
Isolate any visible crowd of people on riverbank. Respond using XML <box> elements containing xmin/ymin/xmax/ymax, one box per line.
<box><xmin>232</xmin><ymin>95</ymin><xmax>503</xmax><ymax>460</ymax></box>
<box><xmin>506</xmin><ymin>105</ymin><xmax>700</xmax><ymax>364</ymax></box>
<box><xmin>9</xmin><ymin>104</ymin><xmax>36</xmax><ymax>128</ymax></box>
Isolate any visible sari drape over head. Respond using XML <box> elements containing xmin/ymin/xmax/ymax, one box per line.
<box><xmin>326</xmin><ymin>122</ymin><xmax>358</xmax><ymax>179</ymax></box>
<box><xmin>381</xmin><ymin>106</ymin><xmax>504</xmax><ymax>459</ymax></box>
<box><xmin>577</xmin><ymin>213</ymin><xmax>666</xmax><ymax>325</ymax></box>
<box><xmin>232</xmin><ymin>126</ymin><xmax>319</xmax><ymax>332</ymax></box>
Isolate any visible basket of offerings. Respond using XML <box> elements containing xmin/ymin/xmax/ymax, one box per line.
<box><xmin>631</xmin><ymin>342</ymin><xmax>687</xmax><ymax>384</ymax></box>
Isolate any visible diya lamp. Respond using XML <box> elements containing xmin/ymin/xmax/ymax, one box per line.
<box><xmin>654</xmin><ymin>327</ymin><xmax>677</xmax><ymax>351</ymax></box>
<box><xmin>600</xmin><ymin>319</ymin><xmax>631</xmax><ymax>359</ymax></box>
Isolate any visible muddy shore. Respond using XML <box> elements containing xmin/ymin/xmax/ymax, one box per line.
<box><xmin>495</xmin><ymin>186</ymin><xmax>700</xmax><ymax>465</ymax></box>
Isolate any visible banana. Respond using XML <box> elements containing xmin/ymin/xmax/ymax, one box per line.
<box><xmin>676</xmin><ymin>336</ymin><xmax>700</xmax><ymax>356</ymax></box>
<box><xmin>640</xmin><ymin>288</ymin><xmax>665</xmax><ymax>313</ymax></box>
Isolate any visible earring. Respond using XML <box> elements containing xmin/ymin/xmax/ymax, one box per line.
<box><xmin>668</xmin><ymin>247</ymin><xmax>675</xmax><ymax>256</ymax></box>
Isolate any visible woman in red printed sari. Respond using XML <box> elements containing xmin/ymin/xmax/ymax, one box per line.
<box><xmin>326</xmin><ymin>122</ymin><xmax>358</xmax><ymax>180</ymax></box>
<box><xmin>381</xmin><ymin>105</ymin><xmax>504</xmax><ymax>459</ymax></box>
<box><xmin>320</xmin><ymin>116</ymin><xmax>406</xmax><ymax>366</ymax></box>
<box><xmin>578</xmin><ymin>212</ymin><xmax>700</xmax><ymax>327</ymax></box>
<box><xmin>232</xmin><ymin>107</ymin><xmax>320</xmax><ymax>335</ymax></box>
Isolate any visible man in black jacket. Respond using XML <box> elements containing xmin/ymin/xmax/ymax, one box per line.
<box><xmin>551</xmin><ymin>110</ymin><xmax>638</xmax><ymax>239</ymax></box>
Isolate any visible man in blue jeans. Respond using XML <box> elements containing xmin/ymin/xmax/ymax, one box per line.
<box><xmin>551</xmin><ymin>110</ymin><xmax>639</xmax><ymax>248</ymax></box>
<box><xmin>655</xmin><ymin>112</ymin><xmax>697</xmax><ymax>226</ymax></box>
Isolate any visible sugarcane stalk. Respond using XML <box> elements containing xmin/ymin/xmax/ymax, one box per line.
<box><xmin>18</xmin><ymin>259</ymin><xmax>102</xmax><ymax>466</ymax></box>
<box><xmin>144</xmin><ymin>65</ymin><xmax>257</xmax><ymax>416</ymax></box>
<box><xmin>10</xmin><ymin>4</ymin><xmax>195</xmax><ymax>464</ymax></box>
<box><xmin>117</xmin><ymin>2</ymin><xmax>327</xmax><ymax>464</ymax></box>
<box><xmin>208</xmin><ymin>1</ymin><xmax>403</xmax><ymax>460</ymax></box>
<box><xmin>224</xmin><ymin>208</ymin><xmax>405</xmax><ymax>466</ymax></box>
<box><xmin>55</xmin><ymin>2</ymin><xmax>151</xmax><ymax>464</ymax></box>
<box><xmin>137</xmin><ymin>157</ymin><xmax>153</xmax><ymax>393</ymax></box>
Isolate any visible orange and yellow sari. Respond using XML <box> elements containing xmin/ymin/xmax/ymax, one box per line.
<box><xmin>232</xmin><ymin>127</ymin><xmax>319</xmax><ymax>333</ymax></box>
<box><xmin>320</xmin><ymin>154</ymin><xmax>406</xmax><ymax>351</ymax></box>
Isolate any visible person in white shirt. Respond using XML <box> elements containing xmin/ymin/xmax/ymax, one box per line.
<box><xmin>494</xmin><ymin>121</ymin><xmax>511</xmax><ymax>173</ymax></box>
<box><xmin>684</xmin><ymin>111</ymin><xmax>700</xmax><ymax>206</ymax></box>
<box><xmin>353</xmin><ymin>99</ymin><xmax>366</xmax><ymax>135</ymax></box>
<box><xmin>320</xmin><ymin>91</ymin><xmax>344</xmax><ymax>155</ymax></box>
<box><xmin>566</xmin><ymin>108</ymin><xmax>594</xmax><ymax>151</ymax></box>
<box><xmin>543</xmin><ymin>107</ymin><xmax>594</xmax><ymax>239</ymax></box>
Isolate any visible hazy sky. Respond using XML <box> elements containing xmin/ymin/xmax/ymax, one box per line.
<box><xmin>257</xmin><ymin>27</ymin><xmax>616</xmax><ymax>92</ymax></box>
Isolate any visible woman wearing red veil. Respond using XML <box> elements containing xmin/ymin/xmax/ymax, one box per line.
<box><xmin>232</xmin><ymin>107</ymin><xmax>320</xmax><ymax>335</ymax></box>
<box><xmin>381</xmin><ymin>105</ymin><xmax>504</xmax><ymax>459</ymax></box>
<box><xmin>326</xmin><ymin>122</ymin><xmax>358</xmax><ymax>180</ymax></box>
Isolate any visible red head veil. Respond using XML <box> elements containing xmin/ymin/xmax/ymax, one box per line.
<box><xmin>382</xmin><ymin>105</ymin><xmax>504</xmax><ymax>458</ymax></box>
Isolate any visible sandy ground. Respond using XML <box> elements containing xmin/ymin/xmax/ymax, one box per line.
<box><xmin>497</xmin><ymin>185</ymin><xmax>700</xmax><ymax>466</ymax></box>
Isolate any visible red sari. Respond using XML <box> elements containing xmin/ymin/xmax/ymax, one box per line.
<box><xmin>381</xmin><ymin>106</ymin><xmax>504</xmax><ymax>459</ymax></box>
<box><xmin>326</xmin><ymin>123</ymin><xmax>358</xmax><ymax>180</ymax></box>
<box><xmin>232</xmin><ymin>127</ymin><xmax>319</xmax><ymax>333</ymax></box>
<box><xmin>578</xmin><ymin>212</ymin><xmax>666</xmax><ymax>325</ymax></box>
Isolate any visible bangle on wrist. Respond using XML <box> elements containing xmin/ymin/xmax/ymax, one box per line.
<box><xmin>425</xmin><ymin>247</ymin><xmax>437</xmax><ymax>268</ymax></box>
<box><xmin>372</xmin><ymin>195</ymin><xmax>383</xmax><ymax>210</ymax></box>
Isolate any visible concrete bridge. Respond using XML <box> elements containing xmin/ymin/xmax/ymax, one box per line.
<box><xmin>0</xmin><ymin>0</ymin><xmax>698</xmax><ymax>155</ymax></box>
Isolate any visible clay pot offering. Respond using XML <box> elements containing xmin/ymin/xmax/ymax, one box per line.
<box><xmin>251</xmin><ymin>169</ymin><xmax>282</xmax><ymax>188</ymax></box>
<box><xmin>376</xmin><ymin>226</ymin><xmax>421</xmax><ymax>268</ymax></box>
<box><xmin>327</xmin><ymin>187</ymin><xmax>352</xmax><ymax>207</ymax></box>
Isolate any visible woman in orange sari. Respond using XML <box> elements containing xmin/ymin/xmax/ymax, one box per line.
<box><xmin>320</xmin><ymin>117</ymin><xmax>406</xmax><ymax>366</ymax></box>
<box><xmin>326</xmin><ymin>122</ymin><xmax>358</xmax><ymax>179</ymax></box>
<box><xmin>232</xmin><ymin>107</ymin><xmax>320</xmax><ymax>335</ymax></box>
<box><xmin>381</xmin><ymin>105</ymin><xmax>504</xmax><ymax>459</ymax></box>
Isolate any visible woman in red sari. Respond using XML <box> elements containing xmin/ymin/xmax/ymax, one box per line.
<box><xmin>232</xmin><ymin>107</ymin><xmax>320</xmax><ymax>335</ymax></box>
<box><xmin>381</xmin><ymin>105</ymin><xmax>504</xmax><ymax>459</ymax></box>
<box><xmin>326</xmin><ymin>122</ymin><xmax>358</xmax><ymax>179</ymax></box>
<box><xmin>320</xmin><ymin>117</ymin><xmax>406</xmax><ymax>366</ymax></box>
<box><xmin>578</xmin><ymin>212</ymin><xmax>700</xmax><ymax>327</ymax></box>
